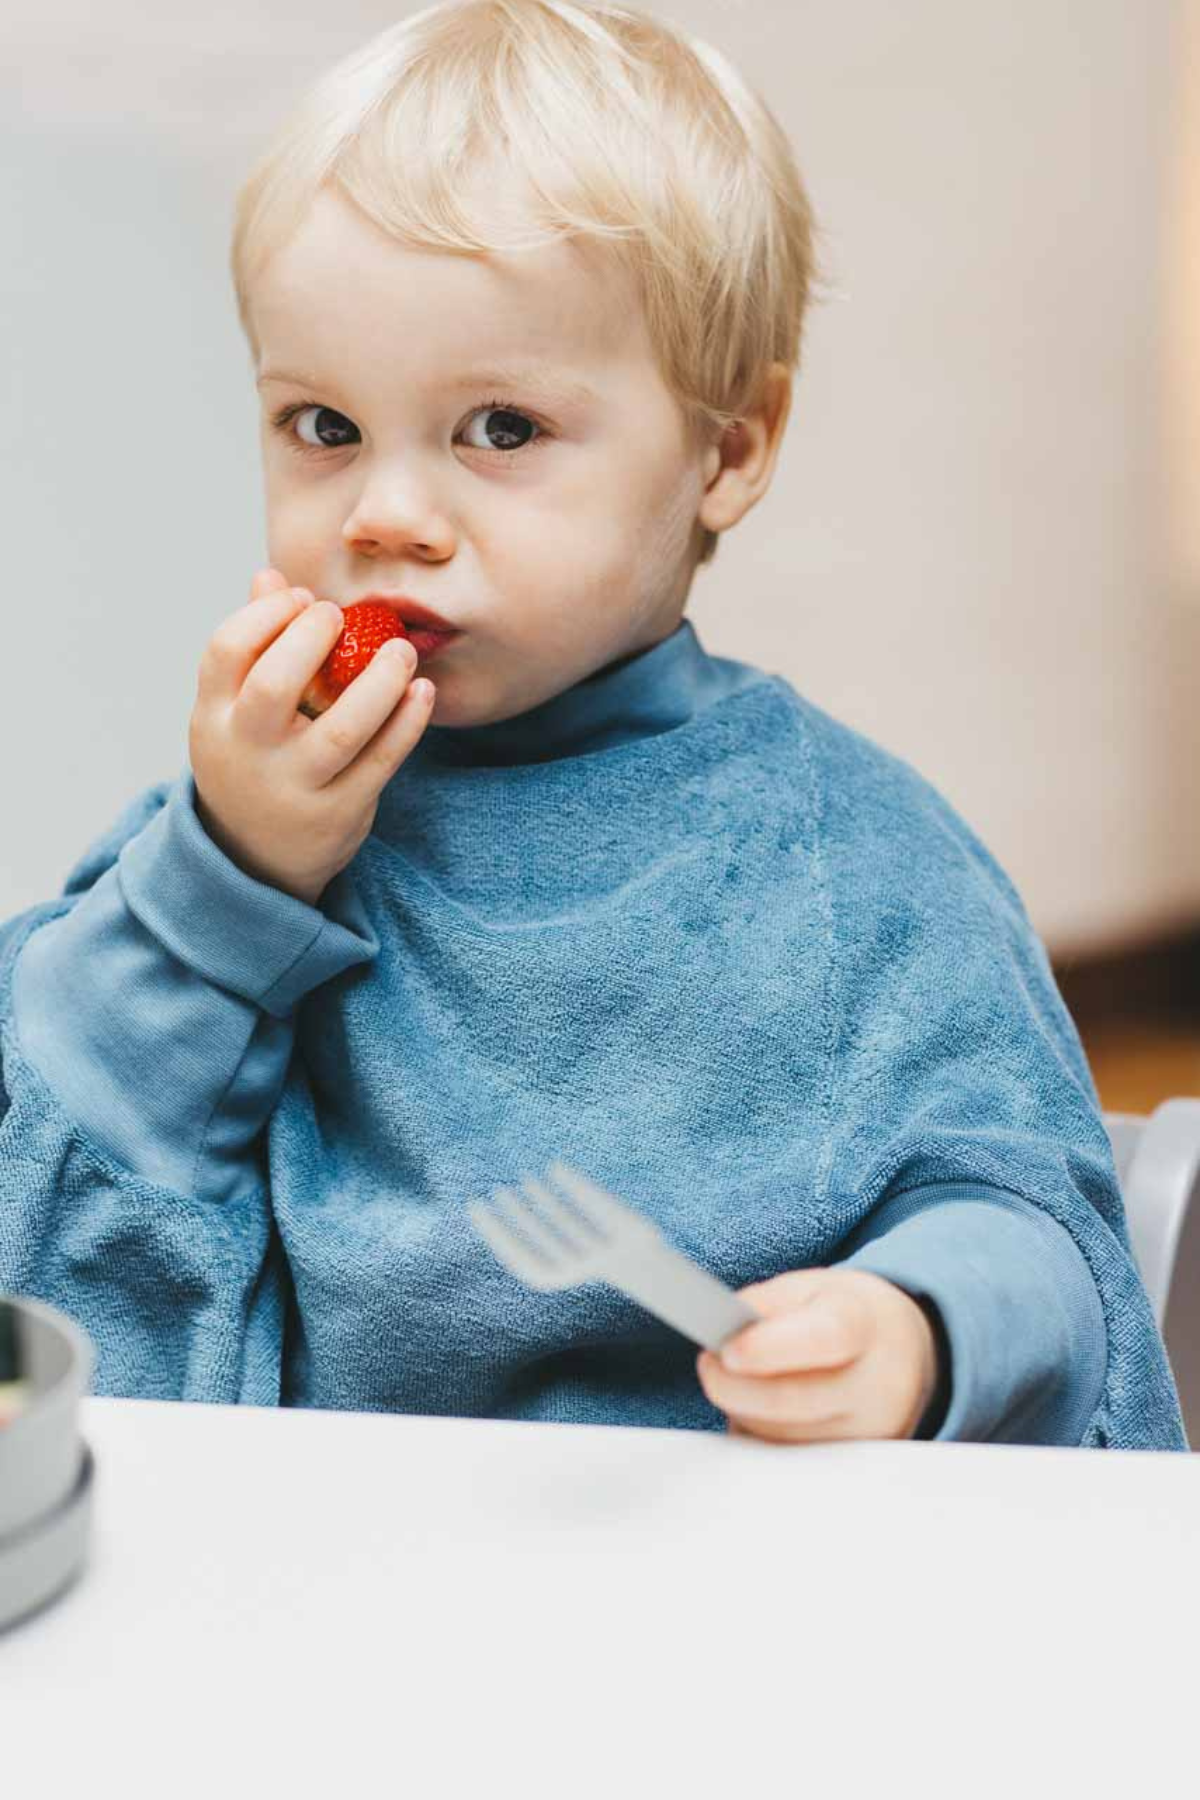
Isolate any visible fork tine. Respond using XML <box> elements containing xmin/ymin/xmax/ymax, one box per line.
<box><xmin>493</xmin><ymin>1182</ymin><xmax>582</xmax><ymax>1262</ymax></box>
<box><xmin>544</xmin><ymin>1161</ymin><xmax>634</xmax><ymax>1236</ymax></box>
<box><xmin>517</xmin><ymin>1174</ymin><xmax>599</xmax><ymax>1250</ymax></box>
<box><xmin>468</xmin><ymin>1200</ymin><xmax>562</xmax><ymax>1291</ymax></box>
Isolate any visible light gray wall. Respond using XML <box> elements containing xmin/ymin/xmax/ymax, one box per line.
<box><xmin>1</xmin><ymin>117</ymin><xmax>253</xmax><ymax>865</ymax></box>
<box><xmin>4</xmin><ymin>0</ymin><xmax>1198</xmax><ymax>955</ymax></box>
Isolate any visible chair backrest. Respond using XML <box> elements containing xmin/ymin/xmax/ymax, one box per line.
<box><xmin>1103</xmin><ymin>1099</ymin><xmax>1200</xmax><ymax>1329</ymax></box>
<box><xmin>1103</xmin><ymin>1099</ymin><xmax>1200</xmax><ymax>1452</ymax></box>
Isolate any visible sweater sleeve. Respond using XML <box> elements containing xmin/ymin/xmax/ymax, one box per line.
<box><xmin>804</xmin><ymin>703</ymin><xmax>1185</xmax><ymax>1451</ymax></box>
<box><xmin>0</xmin><ymin>766</ymin><xmax>378</xmax><ymax>1403</ymax></box>
<box><xmin>8</xmin><ymin>765</ymin><xmax>378</xmax><ymax>1203</ymax></box>
<box><xmin>836</xmin><ymin>1182</ymin><xmax>1108</xmax><ymax>1443</ymax></box>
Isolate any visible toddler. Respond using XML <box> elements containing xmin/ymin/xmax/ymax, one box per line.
<box><xmin>0</xmin><ymin>0</ymin><xmax>1185</xmax><ymax>1448</ymax></box>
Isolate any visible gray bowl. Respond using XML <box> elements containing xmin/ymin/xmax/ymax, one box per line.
<box><xmin>0</xmin><ymin>1294</ymin><xmax>96</xmax><ymax>1633</ymax></box>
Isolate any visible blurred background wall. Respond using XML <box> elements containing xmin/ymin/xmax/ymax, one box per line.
<box><xmin>3</xmin><ymin>0</ymin><xmax>1199</xmax><ymax>969</ymax></box>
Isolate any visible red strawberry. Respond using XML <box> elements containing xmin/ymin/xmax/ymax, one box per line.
<box><xmin>298</xmin><ymin>602</ymin><xmax>410</xmax><ymax>719</ymax></box>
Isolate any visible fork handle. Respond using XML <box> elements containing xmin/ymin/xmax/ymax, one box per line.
<box><xmin>608</xmin><ymin>1240</ymin><xmax>760</xmax><ymax>1351</ymax></box>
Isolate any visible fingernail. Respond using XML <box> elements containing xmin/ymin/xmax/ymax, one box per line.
<box><xmin>293</xmin><ymin>587</ymin><xmax>315</xmax><ymax>603</ymax></box>
<box><xmin>720</xmin><ymin>1341</ymin><xmax>747</xmax><ymax>1371</ymax></box>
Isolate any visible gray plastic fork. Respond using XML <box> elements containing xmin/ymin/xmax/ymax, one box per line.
<box><xmin>467</xmin><ymin>1160</ymin><xmax>760</xmax><ymax>1351</ymax></box>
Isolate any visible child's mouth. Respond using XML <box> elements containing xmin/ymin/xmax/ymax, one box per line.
<box><xmin>406</xmin><ymin>628</ymin><xmax>461</xmax><ymax>661</ymax></box>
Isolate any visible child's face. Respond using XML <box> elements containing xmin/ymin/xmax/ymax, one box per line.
<box><xmin>251</xmin><ymin>182</ymin><xmax>722</xmax><ymax>728</ymax></box>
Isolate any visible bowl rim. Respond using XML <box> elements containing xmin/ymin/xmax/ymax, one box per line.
<box><xmin>0</xmin><ymin>1292</ymin><xmax>95</xmax><ymax>1421</ymax></box>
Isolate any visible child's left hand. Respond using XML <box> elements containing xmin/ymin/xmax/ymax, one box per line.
<box><xmin>696</xmin><ymin>1268</ymin><xmax>941</xmax><ymax>1442</ymax></box>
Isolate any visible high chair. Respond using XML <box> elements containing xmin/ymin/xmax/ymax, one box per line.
<box><xmin>1104</xmin><ymin>1098</ymin><xmax>1200</xmax><ymax>1446</ymax></box>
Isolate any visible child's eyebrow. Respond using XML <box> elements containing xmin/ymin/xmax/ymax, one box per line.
<box><xmin>256</xmin><ymin>363</ymin><xmax>598</xmax><ymax>406</ymax></box>
<box><xmin>449</xmin><ymin>365</ymin><xmax>599</xmax><ymax>405</ymax></box>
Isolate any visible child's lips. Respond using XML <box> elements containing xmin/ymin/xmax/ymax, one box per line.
<box><xmin>405</xmin><ymin>627</ymin><xmax>461</xmax><ymax>660</ymax></box>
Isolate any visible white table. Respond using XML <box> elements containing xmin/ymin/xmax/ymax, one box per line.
<box><xmin>4</xmin><ymin>1397</ymin><xmax>1199</xmax><ymax>1798</ymax></box>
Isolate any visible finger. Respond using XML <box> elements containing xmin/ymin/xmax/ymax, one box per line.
<box><xmin>299</xmin><ymin>632</ymin><xmax>420</xmax><ymax>781</ymax></box>
<box><xmin>719</xmin><ymin>1295</ymin><xmax>864</xmax><ymax>1376</ymax></box>
<box><xmin>696</xmin><ymin>1349</ymin><xmax>855</xmax><ymax>1428</ymax></box>
<box><xmin>318</xmin><ymin>670</ymin><xmax>436</xmax><ymax>801</ymax></box>
<box><xmin>199</xmin><ymin>586</ymin><xmax>317</xmax><ymax>708</ymax></box>
<box><xmin>734</xmin><ymin>1268</ymin><xmax>844</xmax><ymax>1315</ymax></box>
<box><xmin>236</xmin><ymin>599</ymin><xmax>352</xmax><ymax>740</ymax></box>
<box><xmin>250</xmin><ymin>567</ymin><xmax>295</xmax><ymax>602</ymax></box>
<box><xmin>724</xmin><ymin>1411</ymin><xmax>855</xmax><ymax>1445</ymax></box>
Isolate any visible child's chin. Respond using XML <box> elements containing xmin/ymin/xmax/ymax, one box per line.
<box><xmin>420</xmin><ymin>684</ymin><xmax>473</xmax><ymax>729</ymax></box>
<box><xmin>422</xmin><ymin>676</ymin><xmax>499</xmax><ymax>730</ymax></box>
<box><xmin>431</xmin><ymin>672</ymin><xmax>560</xmax><ymax>731</ymax></box>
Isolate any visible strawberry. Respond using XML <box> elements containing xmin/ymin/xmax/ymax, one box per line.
<box><xmin>298</xmin><ymin>601</ymin><xmax>410</xmax><ymax>718</ymax></box>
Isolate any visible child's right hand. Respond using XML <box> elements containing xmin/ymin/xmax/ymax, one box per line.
<box><xmin>188</xmin><ymin>568</ymin><xmax>435</xmax><ymax>907</ymax></box>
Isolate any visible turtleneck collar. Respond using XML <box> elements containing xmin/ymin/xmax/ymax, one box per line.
<box><xmin>412</xmin><ymin>617</ymin><xmax>734</xmax><ymax>768</ymax></box>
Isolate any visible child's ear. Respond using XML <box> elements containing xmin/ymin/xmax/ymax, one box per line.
<box><xmin>697</xmin><ymin>362</ymin><xmax>793</xmax><ymax>537</ymax></box>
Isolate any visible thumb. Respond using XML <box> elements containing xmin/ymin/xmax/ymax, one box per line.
<box><xmin>720</xmin><ymin>1283</ymin><xmax>855</xmax><ymax>1375</ymax></box>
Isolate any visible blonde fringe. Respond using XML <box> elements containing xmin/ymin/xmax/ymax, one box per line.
<box><xmin>230</xmin><ymin>0</ymin><xmax>822</xmax><ymax>569</ymax></box>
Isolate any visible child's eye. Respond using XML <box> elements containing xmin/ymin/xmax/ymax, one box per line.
<box><xmin>273</xmin><ymin>404</ymin><xmax>358</xmax><ymax>455</ymax></box>
<box><xmin>459</xmin><ymin>401</ymin><xmax>545</xmax><ymax>454</ymax></box>
<box><xmin>269</xmin><ymin>398</ymin><xmax>547</xmax><ymax>460</ymax></box>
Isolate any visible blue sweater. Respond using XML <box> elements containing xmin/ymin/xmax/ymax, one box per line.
<box><xmin>0</xmin><ymin>619</ymin><xmax>1185</xmax><ymax>1447</ymax></box>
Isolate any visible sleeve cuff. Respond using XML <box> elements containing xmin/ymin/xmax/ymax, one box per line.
<box><xmin>838</xmin><ymin>1182</ymin><xmax>1108</xmax><ymax>1445</ymax></box>
<box><xmin>912</xmin><ymin>1296</ymin><xmax>952</xmax><ymax>1439</ymax></box>
<box><xmin>117</xmin><ymin>765</ymin><xmax>379</xmax><ymax>1018</ymax></box>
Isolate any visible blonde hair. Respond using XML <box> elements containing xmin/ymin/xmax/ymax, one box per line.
<box><xmin>230</xmin><ymin>0</ymin><xmax>820</xmax><ymax>569</ymax></box>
